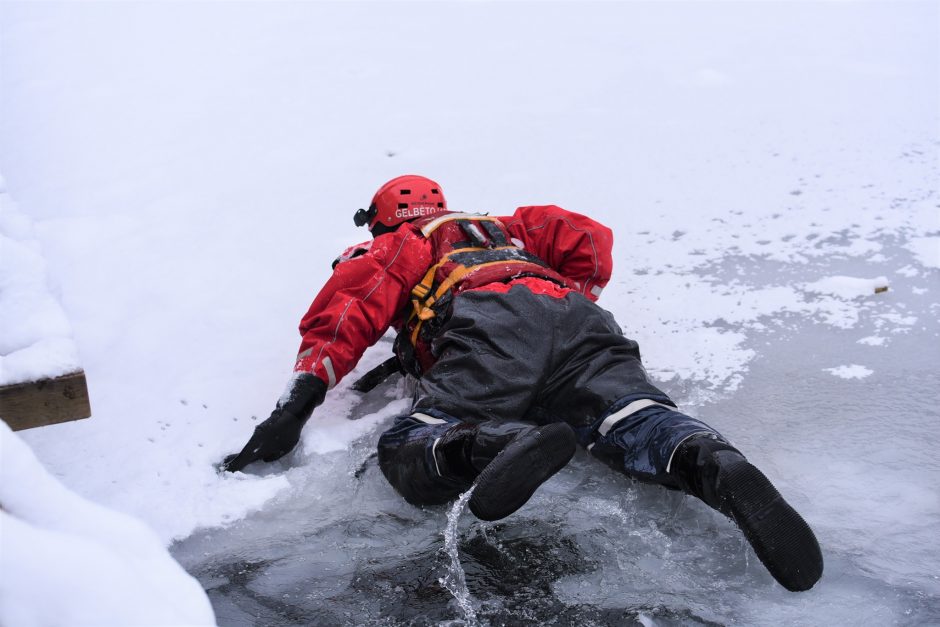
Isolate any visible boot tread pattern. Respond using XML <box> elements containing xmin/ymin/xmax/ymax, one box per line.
<box><xmin>469</xmin><ymin>423</ymin><xmax>576</xmax><ymax>521</ymax></box>
<box><xmin>721</xmin><ymin>462</ymin><xmax>824</xmax><ymax>592</ymax></box>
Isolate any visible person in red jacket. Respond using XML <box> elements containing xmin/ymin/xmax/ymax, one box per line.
<box><xmin>223</xmin><ymin>175</ymin><xmax>823</xmax><ymax>592</ymax></box>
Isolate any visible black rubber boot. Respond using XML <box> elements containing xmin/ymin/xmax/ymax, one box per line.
<box><xmin>671</xmin><ymin>436</ymin><xmax>824</xmax><ymax>592</ymax></box>
<box><xmin>434</xmin><ymin>421</ymin><xmax>577</xmax><ymax>521</ymax></box>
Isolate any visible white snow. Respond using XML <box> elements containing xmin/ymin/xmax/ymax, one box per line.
<box><xmin>824</xmin><ymin>364</ymin><xmax>874</xmax><ymax>379</ymax></box>
<box><xmin>857</xmin><ymin>335</ymin><xmax>887</xmax><ymax>346</ymax></box>
<box><xmin>0</xmin><ymin>186</ymin><xmax>81</xmax><ymax>385</ymax></box>
<box><xmin>0</xmin><ymin>422</ymin><xmax>215</xmax><ymax>626</ymax></box>
<box><xmin>0</xmin><ymin>1</ymin><xmax>938</xmax><ymax>624</ymax></box>
<box><xmin>905</xmin><ymin>236</ymin><xmax>940</xmax><ymax>269</ymax></box>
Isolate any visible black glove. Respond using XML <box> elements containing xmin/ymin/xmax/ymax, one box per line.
<box><xmin>221</xmin><ymin>373</ymin><xmax>327</xmax><ymax>472</ymax></box>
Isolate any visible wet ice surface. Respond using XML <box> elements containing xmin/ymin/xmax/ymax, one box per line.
<box><xmin>172</xmin><ymin>247</ymin><xmax>940</xmax><ymax>626</ymax></box>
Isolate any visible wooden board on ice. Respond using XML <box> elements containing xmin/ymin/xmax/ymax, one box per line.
<box><xmin>0</xmin><ymin>371</ymin><xmax>91</xmax><ymax>431</ymax></box>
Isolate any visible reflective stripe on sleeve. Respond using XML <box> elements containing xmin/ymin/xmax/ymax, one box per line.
<box><xmin>322</xmin><ymin>356</ymin><xmax>337</xmax><ymax>389</ymax></box>
<box><xmin>597</xmin><ymin>399</ymin><xmax>674</xmax><ymax>436</ymax></box>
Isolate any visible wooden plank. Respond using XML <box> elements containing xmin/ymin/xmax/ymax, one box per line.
<box><xmin>0</xmin><ymin>371</ymin><xmax>91</xmax><ymax>431</ymax></box>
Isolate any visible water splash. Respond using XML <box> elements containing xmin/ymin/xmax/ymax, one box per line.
<box><xmin>439</xmin><ymin>487</ymin><xmax>479</xmax><ymax>626</ymax></box>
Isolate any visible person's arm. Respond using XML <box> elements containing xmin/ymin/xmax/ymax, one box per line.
<box><xmin>222</xmin><ymin>226</ymin><xmax>432</xmax><ymax>472</ymax></box>
<box><xmin>293</xmin><ymin>225</ymin><xmax>432</xmax><ymax>386</ymax></box>
<box><xmin>499</xmin><ymin>205</ymin><xmax>613</xmax><ymax>302</ymax></box>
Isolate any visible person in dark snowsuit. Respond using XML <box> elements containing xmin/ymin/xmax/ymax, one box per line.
<box><xmin>223</xmin><ymin>175</ymin><xmax>824</xmax><ymax>592</ymax></box>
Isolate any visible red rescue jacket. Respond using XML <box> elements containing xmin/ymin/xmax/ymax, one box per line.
<box><xmin>294</xmin><ymin>205</ymin><xmax>613</xmax><ymax>386</ymax></box>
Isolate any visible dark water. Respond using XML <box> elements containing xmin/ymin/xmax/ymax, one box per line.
<box><xmin>172</xmin><ymin>250</ymin><xmax>940</xmax><ymax>626</ymax></box>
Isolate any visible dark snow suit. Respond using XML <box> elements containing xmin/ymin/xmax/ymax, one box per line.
<box><xmin>294</xmin><ymin>206</ymin><xmax>724</xmax><ymax>506</ymax></box>
<box><xmin>376</xmin><ymin>285</ymin><xmax>719</xmax><ymax>504</ymax></box>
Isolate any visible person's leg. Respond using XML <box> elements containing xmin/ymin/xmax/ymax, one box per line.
<box><xmin>530</xmin><ymin>291</ymin><xmax>705</xmax><ymax>457</ymax></box>
<box><xmin>376</xmin><ymin>409</ymin><xmax>574</xmax><ymax>510</ymax></box>
<box><xmin>377</xmin><ymin>411</ymin><xmax>473</xmax><ymax>506</ymax></box>
<box><xmin>587</xmin><ymin>403</ymin><xmax>720</xmax><ymax>485</ymax></box>
<box><xmin>669</xmin><ymin>435</ymin><xmax>823</xmax><ymax>591</ymax></box>
<box><xmin>378</xmin><ymin>289</ymin><xmax>576</xmax><ymax>517</ymax></box>
<box><xmin>540</xmin><ymin>293</ymin><xmax>823</xmax><ymax>591</ymax></box>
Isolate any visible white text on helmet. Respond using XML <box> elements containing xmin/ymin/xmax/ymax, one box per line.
<box><xmin>395</xmin><ymin>205</ymin><xmax>445</xmax><ymax>219</ymax></box>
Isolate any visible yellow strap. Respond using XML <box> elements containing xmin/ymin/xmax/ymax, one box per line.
<box><xmin>409</xmin><ymin>245</ymin><xmax>502</xmax><ymax>309</ymax></box>
<box><xmin>406</xmin><ymin>214</ymin><xmax>525</xmax><ymax>346</ymax></box>
<box><xmin>409</xmin><ymin>258</ymin><xmax>536</xmax><ymax>345</ymax></box>
<box><xmin>410</xmin><ymin>266</ymin><xmax>437</xmax><ymax>302</ymax></box>
<box><xmin>424</xmin><ymin>248</ymin><xmax>528</xmax><ymax>306</ymax></box>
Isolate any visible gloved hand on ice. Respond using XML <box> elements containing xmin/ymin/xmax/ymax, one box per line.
<box><xmin>221</xmin><ymin>373</ymin><xmax>326</xmax><ymax>472</ymax></box>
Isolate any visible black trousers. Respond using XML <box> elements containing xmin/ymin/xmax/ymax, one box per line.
<box><xmin>378</xmin><ymin>285</ymin><xmax>723</xmax><ymax>505</ymax></box>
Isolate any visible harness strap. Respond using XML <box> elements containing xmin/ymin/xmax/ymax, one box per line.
<box><xmin>409</xmin><ymin>257</ymin><xmax>546</xmax><ymax>345</ymax></box>
<box><xmin>409</xmin><ymin>245</ymin><xmax>543</xmax><ymax>310</ymax></box>
<box><xmin>457</xmin><ymin>220</ymin><xmax>489</xmax><ymax>248</ymax></box>
<box><xmin>407</xmin><ymin>214</ymin><xmax>554</xmax><ymax>349</ymax></box>
<box><xmin>479</xmin><ymin>220</ymin><xmax>509</xmax><ymax>246</ymax></box>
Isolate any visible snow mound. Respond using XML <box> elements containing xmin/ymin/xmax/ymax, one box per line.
<box><xmin>0</xmin><ymin>421</ymin><xmax>216</xmax><ymax>626</ymax></box>
<box><xmin>0</xmin><ymin>184</ymin><xmax>81</xmax><ymax>385</ymax></box>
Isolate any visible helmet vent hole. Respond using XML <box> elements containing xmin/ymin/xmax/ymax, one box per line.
<box><xmin>398</xmin><ymin>203</ymin><xmax>409</xmax><ymax>209</ymax></box>
<box><xmin>400</xmin><ymin>189</ymin><xmax>411</xmax><ymax>195</ymax></box>
<box><xmin>431</xmin><ymin>189</ymin><xmax>439</xmax><ymax>194</ymax></box>
<box><xmin>437</xmin><ymin>202</ymin><xmax>444</xmax><ymax>208</ymax></box>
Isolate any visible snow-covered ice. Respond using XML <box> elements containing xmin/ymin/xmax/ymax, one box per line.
<box><xmin>1</xmin><ymin>1</ymin><xmax>938</xmax><ymax>625</ymax></box>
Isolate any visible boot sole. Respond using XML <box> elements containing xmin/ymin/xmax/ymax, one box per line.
<box><xmin>720</xmin><ymin>461</ymin><xmax>824</xmax><ymax>592</ymax></box>
<box><xmin>469</xmin><ymin>423</ymin><xmax>577</xmax><ymax>521</ymax></box>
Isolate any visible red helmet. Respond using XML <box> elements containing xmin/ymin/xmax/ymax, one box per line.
<box><xmin>355</xmin><ymin>175</ymin><xmax>447</xmax><ymax>231</ymax></box>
